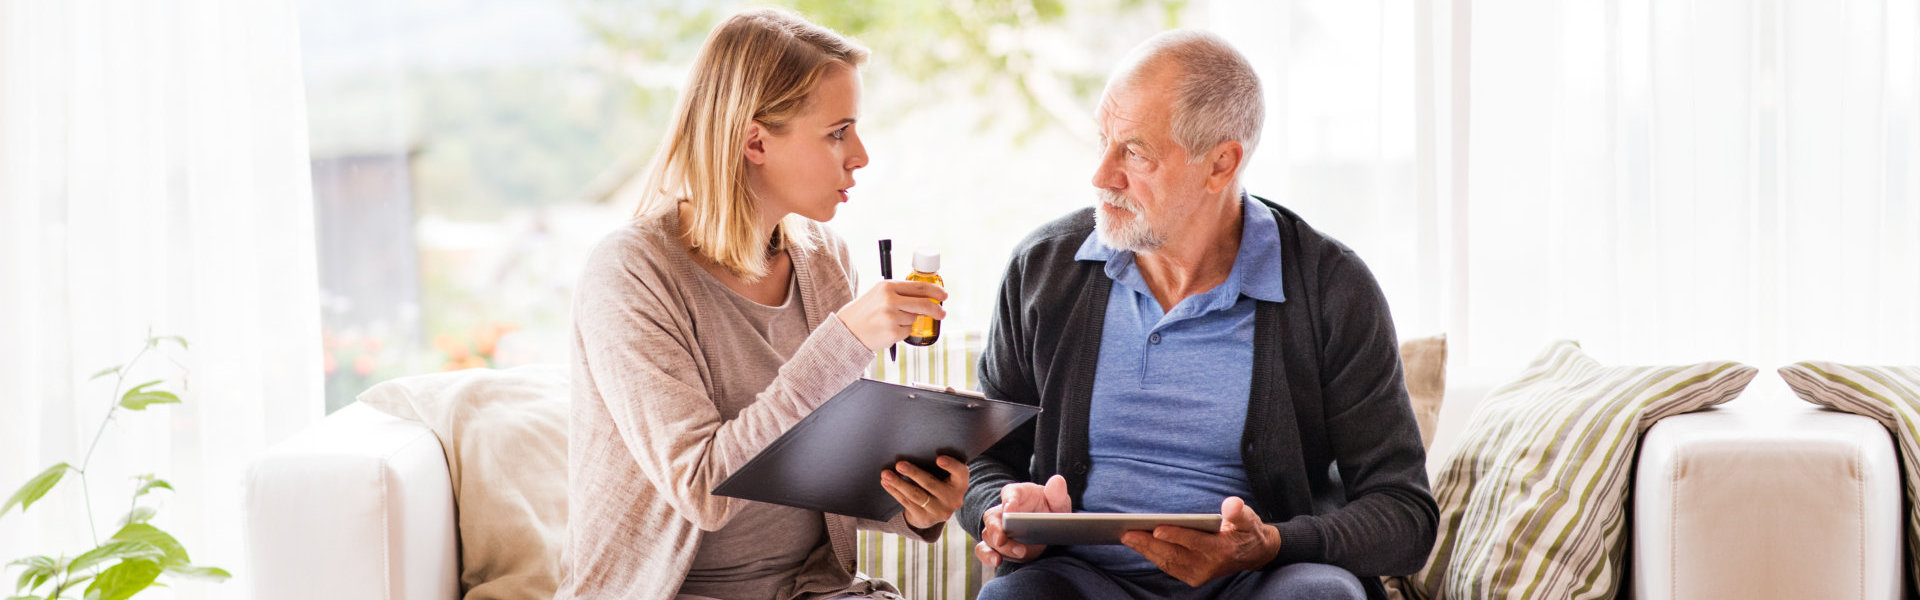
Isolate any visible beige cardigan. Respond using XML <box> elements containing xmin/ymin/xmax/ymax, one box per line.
<box><xmin>556</xmin><ymin>210</ymin><xmax>938</xmax><ymax>599</ymax></box>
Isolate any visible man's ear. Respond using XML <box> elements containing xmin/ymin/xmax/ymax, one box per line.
<box><xmin>743</xmin><ymin>121</ymin><xmax>769</xmax><ymax>166</ymax></box>
<box><xmin>1204</xmin><ymin>141</ymin><xmax>1245</xmax><ymax>194</ymax></box>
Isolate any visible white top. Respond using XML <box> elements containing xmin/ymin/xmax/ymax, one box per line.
<box><xmin>911</xmin><ymin>248</ymin><xmax>940</xmax><ymax>273</ymax></box>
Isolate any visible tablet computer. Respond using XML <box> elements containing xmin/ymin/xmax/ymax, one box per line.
<box><xmin>1002</xmin><ymin>512</ymin><xmax>1223</xmax><ymax>546</ymax></box>
<box><xmin>712</xmin><ymin>378</ymin><xmax>1039</xmax><ymax>522</ymax></box>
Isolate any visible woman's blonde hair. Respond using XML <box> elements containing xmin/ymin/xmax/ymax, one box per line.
<box><xmin>635</xmin><ymin>8</ymin><xmax>869</xmax><ymax>280</ymax></box>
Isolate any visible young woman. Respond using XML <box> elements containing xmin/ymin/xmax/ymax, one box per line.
<box><xmin>557</xmin><ymin>9</ymin><xmax>965</xmax><ymax>600</ymax></box>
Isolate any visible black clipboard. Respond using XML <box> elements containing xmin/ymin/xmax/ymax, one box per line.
<box><xmin>713</xmin><ymin>378</ymin><xmax>1039</xmax><ymax>522</ymax></box>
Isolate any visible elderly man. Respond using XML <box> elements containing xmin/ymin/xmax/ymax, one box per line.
<box><xmin>960</xmin><ymin>30</ymin><xmax>1437</xmax><ymax>600</ymax></box>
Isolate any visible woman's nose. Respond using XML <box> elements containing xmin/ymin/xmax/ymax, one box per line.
<box><xmin>847</xmin><ymin>131</ymin><xmax>869</xmax><ymax>170</ymax></box>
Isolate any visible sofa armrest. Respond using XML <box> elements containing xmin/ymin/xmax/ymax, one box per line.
<box><xmin>244</xmin><ymin>402</ymin><xmax>460</xmax><ymax>600</ymax></box>
<box><xmin>1633</xmin><ymin>392</ymin><xmax>1901</xmax><ymax>600</ymax></box>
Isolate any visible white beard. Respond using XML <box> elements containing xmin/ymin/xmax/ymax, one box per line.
<box><xmin>1093</xmin><ymin>189</ymin><xmax>1165</xmax><ymax>252</ymax></box>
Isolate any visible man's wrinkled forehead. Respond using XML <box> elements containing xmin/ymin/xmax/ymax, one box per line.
<box><xmin>1096</xmin><ymin>89</ymin><xmax>1148</xmax><ymax>135</ymax></box>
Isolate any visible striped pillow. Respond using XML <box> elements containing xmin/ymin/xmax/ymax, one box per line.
<box><xmin>1779</xmin><ymin>361</ymin><xmax>1920</xmax><ymax>593</ymax></box>
<box><xmin>1398</xmin><ymin>341</ymin><xmax>1755</xmax><ymax>600</ymax></box>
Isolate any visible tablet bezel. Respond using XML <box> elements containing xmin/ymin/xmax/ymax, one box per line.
<box><xmin>1001</xmin><ymin>512</ymin><xmax>1223</xmax><ymax>546</ymax></box>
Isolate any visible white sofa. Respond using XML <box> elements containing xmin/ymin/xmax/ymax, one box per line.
<box><xmin>1632</xmin><ymin>380</ymin><xmax>1902</xmax><ymax>600</ymax></box>
<box><xmin>244</xmin><ymin>379</ymin><xmax>1903</xmax><ymax>599</ymax></box>
<box><xmin>245</xmin><ymin>402</ymin><xmax>460</xmax><ymax>600</ymax></box>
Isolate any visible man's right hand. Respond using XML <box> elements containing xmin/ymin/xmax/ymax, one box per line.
<box><xmin>973</xmin><ymin>474</ymin><xmax>1072</xmax><ymax>567</ymax></box>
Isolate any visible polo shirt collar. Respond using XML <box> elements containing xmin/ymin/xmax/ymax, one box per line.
<box><xmin>1075</xmin><ymin>192</ymin><xmax>1286</xmax><ymax>306</ymax></box>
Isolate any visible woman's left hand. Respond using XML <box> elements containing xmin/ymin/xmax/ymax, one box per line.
<box><xmin>880</xmin><ymin>455</ymin><xmax>969</xmax><ymax>529</ymax></box>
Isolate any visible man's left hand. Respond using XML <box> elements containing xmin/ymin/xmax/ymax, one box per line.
<box><xmin>1120</xmin><ymin>496</ymin><xmax>1281</xmax><ymax>587</ymax></box>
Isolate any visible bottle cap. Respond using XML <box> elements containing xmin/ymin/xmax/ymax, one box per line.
<box><xmin>912</xmin><ymin>248</ymin><xmax>940</xmax><ymax>273</ymax></box>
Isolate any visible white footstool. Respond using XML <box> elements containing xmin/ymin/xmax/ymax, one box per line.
<box><xmin>1633</xmin><ymin>386</ymin><xmax>1901</xmax><ymax>600</ymax></box>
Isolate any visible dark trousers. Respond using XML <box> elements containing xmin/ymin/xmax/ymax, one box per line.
<box><xmin>977</xmin><ymin>555</ymin><xmax>1366</xmax><ymax>600</ymax></box>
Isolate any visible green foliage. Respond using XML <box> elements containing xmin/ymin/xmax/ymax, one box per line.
<box><xmin>11</xmin><ymin>556</ymin><xmax>57</xmax><ymax>595</ymax></box>
<box><xmin>2</xmin><ymin>334</ymin><xmax>228</xmax><ymax>600</ymax></box>
<box><xmin>66</xmin><ymin>543</ymin><xmax>162</xmax><ymax>577</ymax></box>
<box><xmin>116</xmin><ymin>382</ymin><xmax>179</xmax><ymax>412</ymax></box>
<box><xmin>576</xmin><ymin>0</ymin><xmax>1188</xmax><ymax>140</ymax></box>
<box><xmin>82</xmin><ymin>560</ymin><xmax>160</xmax><ymax>600</ymax></box>
<box><xmin>107</xmin><ymin>525</ymin><xmax>186</xmax><ymax>567</ymax></box>
<box><xmin>309</xmin><ymin>64</ymin><xmax>650</xmax><ymax>221</ymax></box>
<box><xmin>1</xmin><ymin>465</ymin><xmax>69</xmax><ymax>520</ymax></box>
<box><xmin>116</xmin><ymin>508</ymin><xmax>155</xmax><ymax>528</ymax></box>
<box><xmin>128</xmin><ymin>478</ymin><xmax>169</xmax><ymax>501</ymax></box>
<box><xmin>159</xmin><ymin>565</ymin><xmax>229</xmax><ymax>582</ymax></box>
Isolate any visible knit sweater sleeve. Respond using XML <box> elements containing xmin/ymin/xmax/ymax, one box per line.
<box><xmin>1266</xmin><ymin>249</ymin><xmax>1438</xmax><ymax>576</ymax></box>
<box><xmin>572</xmin><ymin>229</ymin><xmax>874</xmax><ymax>532</ymax></box>
<box><xmin>960</xmin><ymin>238</ymin><xmax>1044</xmax><ymax>541</ymax></box>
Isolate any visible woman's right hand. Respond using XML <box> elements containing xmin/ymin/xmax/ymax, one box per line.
<box><xmin>836</xmin><ymin>280</ymin><xmax>948</xmax><ymax>351</ymax></box>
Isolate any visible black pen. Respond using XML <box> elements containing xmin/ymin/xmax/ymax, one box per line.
<box><xmin>878</xmin><ymin>239</ymin><xmax>896</xmax><ymax>362</ymax></box>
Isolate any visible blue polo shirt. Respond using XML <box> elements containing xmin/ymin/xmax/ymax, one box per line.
<box><xmin>1063</xmin><ymin>193</ymin><xmax>1286</xmax><ymax>574</ymax></box>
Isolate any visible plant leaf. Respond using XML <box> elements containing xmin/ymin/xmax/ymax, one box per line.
<box><xmin>148</xmin><ymin>335</ymin><xmax>188</xmax><ymax>350</ymax></box>
<box><xmin>119</xmin><ymin>506</ymin><xmax>156</xmax><ymax>527</ymax></box>
<box><xmin>67</xmin><ymin>542</ymin><xmax>162</xmax><ymax>577</ymax></box>
<box><xmin>130</xmin><ymin>477</ymin><xmax>171</xmax><ymax>500</ymax></box>
<box><xmin>81</xmin><ymin>559</ymin><xmax>160</xmax><ymax>600</ymax></box>
<box><xmin>160</xmin><ymin>565</ymin><xmax>229</xmax><ymax>583</ymax></box>
<box><xmin>15</xmin><ymin>563</ymin><xmax>51</xmax><ymax>594</ymax></box>
<box><xmin>7</xmin><ymin>595</ymin><xmax>46</xmax><ymax>600</ymax></box>
<box><xmin>122</xmin><ymin>380</ymin><xmax>162</xmax><ymax>394</ymax></box>
<box><xmin>109</xmin><ymin>524</ymin><xmax>188</xmax><ymax>566</ymax></box>
<box><xmin>33</xmin><ymin>557</ymin><xmax>75</xmax><ymax>598</ymax></box>
<box><xmin>5</xmin><ymin>557</ymin><xmax>55</xmax><ymax>570</ymax></box>
<box><xmin>87</xmin><ymin>366</ymin><xmax>123</xmax><ymax>381</ymax></box>
<box><xmin>118</xmin><ymin>381</ymin><xmax>179</xmax><ymax>411</ymax></box>
<box><xmin>2</xmin><ymin>463</ymin><xmax>70</xmax><ymax>519</ymax></box>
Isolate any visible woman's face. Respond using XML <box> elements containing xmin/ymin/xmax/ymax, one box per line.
<box><xmin>745</xmin><ymin>63</ymin><xmax>867</xmax><ymax>224</ymax></box>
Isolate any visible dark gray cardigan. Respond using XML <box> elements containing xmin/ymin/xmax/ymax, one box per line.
<box><xmin>960</xmin><ymin>196</ymin><xmax>1437</xmax><ymax>599</ymax></box>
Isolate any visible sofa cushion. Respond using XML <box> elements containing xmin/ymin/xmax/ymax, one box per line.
<box><xmin>1397</xmin><ymin>341</ymin><xmax>1755</xmax><ymax>600</ymax></box>
<box><xmin>1780</xmin><ymin>361</ymin><xmax>1920</xmax><ymax>599</ymax></box>
<box><xmin>1401</xmin><ymin>333</ymin><xmax>1448</xmax><ymax>448</ymax></box>
<box><xmin>357</xmin><ymin>364</ymin><xmax>568</xmax><ymax>600</ymax></box>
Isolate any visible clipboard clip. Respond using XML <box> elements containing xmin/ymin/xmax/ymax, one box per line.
<box><xmin>908</xmin><ymin>381</ymin><xmax>988</xmax><ymax>402</ymax></box>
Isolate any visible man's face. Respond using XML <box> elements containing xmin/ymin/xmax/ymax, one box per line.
<box><xmin>1090</xmin><ymin>65</ymin><xmax>1215</xmax><ymax>253</ymax></box>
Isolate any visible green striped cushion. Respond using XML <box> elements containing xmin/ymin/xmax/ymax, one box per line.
<box><xmin>1399</xmin><ymin>341</ymin><xmax>1756</xmax><ymax>600</ymax></box>
<box><xmin>859</xmin><ymin>518</ymin><xmax>990</xmax><ymax>600</ymax></box>
<box><xmin>1779</xmin><ymin>361</ymin><xmax>1920</xmax><ymax>596</ymax></box>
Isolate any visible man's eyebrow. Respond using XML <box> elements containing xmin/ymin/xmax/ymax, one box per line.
<box><xmin>828</xmin><ymin>117</ymin><xmax>856</xmax><ymax>127</ymax></box>
<box><xmin>1095</xmin><ymin>132</ymin><xmax>1152</xmax><ymax>150</ymax></box>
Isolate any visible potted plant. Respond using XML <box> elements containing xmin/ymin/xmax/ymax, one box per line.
<box><xmin>3</xmin><ymin>333</ymin><xmax>230</xmax><ymax>600</ymax></box>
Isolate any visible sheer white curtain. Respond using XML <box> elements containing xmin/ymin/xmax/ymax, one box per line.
<box><xmin>1465</xmin><ymin>0</ymin><xmax>1920</xmax><ymax>371</ymax></box>
<box><xmin>1209</xmin><ymin>0</ymin><xmax>1444</xmax><ymax>341</ymax></box>
<box><xmin>1211</xmin><ymin>0</ymin><xmax>1920</xmax><ymax>376</ymax></box>
<box><xmin>0</xmin><ymin>1</ymin><xmax>322</xmax><ymax>598</ymax></box>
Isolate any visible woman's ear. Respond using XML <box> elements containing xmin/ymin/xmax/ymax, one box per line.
<box><xmin>743</xmin><ymin>121</ymin><xmax>769</xmax><ymax>166</ymax></box>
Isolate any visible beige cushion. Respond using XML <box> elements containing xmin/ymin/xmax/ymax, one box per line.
<box><xmin>1397</xmin><ymin>340</ymin><xmax>1755</xmax><ymax>600</ymax></box>
<box><xmin>1400</xmin><ymin>334</ymin><xmax>1447</xmax><ymax>448</ymax></box>
<box><xmin>357</xmin><ymin>365</ymin><xmax>569</xmax><ymax>600</ymax></box>
<box><xmin>1780</xmin><ymin>361</ymin><xmax>1920</xmax><ymax>599</ymax></box>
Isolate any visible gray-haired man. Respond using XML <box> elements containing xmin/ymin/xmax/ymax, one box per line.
<box><xmin>960</xmin><ymin>30</ymin><xmax>1437</xmax><ymax>600</ymax></box>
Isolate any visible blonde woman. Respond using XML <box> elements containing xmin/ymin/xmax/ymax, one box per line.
<box><xmin>558</xmin><ymin>9</ymin><xmax>965</xmax><ymax>600</ymax></box>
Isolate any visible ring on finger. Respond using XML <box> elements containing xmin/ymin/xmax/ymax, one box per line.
<box><xmin>917</xmin><ymin>495</ymin><xmax>930</xmax><ymax>509</ymax></box>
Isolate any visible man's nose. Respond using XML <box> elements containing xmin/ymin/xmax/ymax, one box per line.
<box><xmin>1091</xmin><ymin>152</ymin><xmax>1123</xmax><ymax>190</ymax></box>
